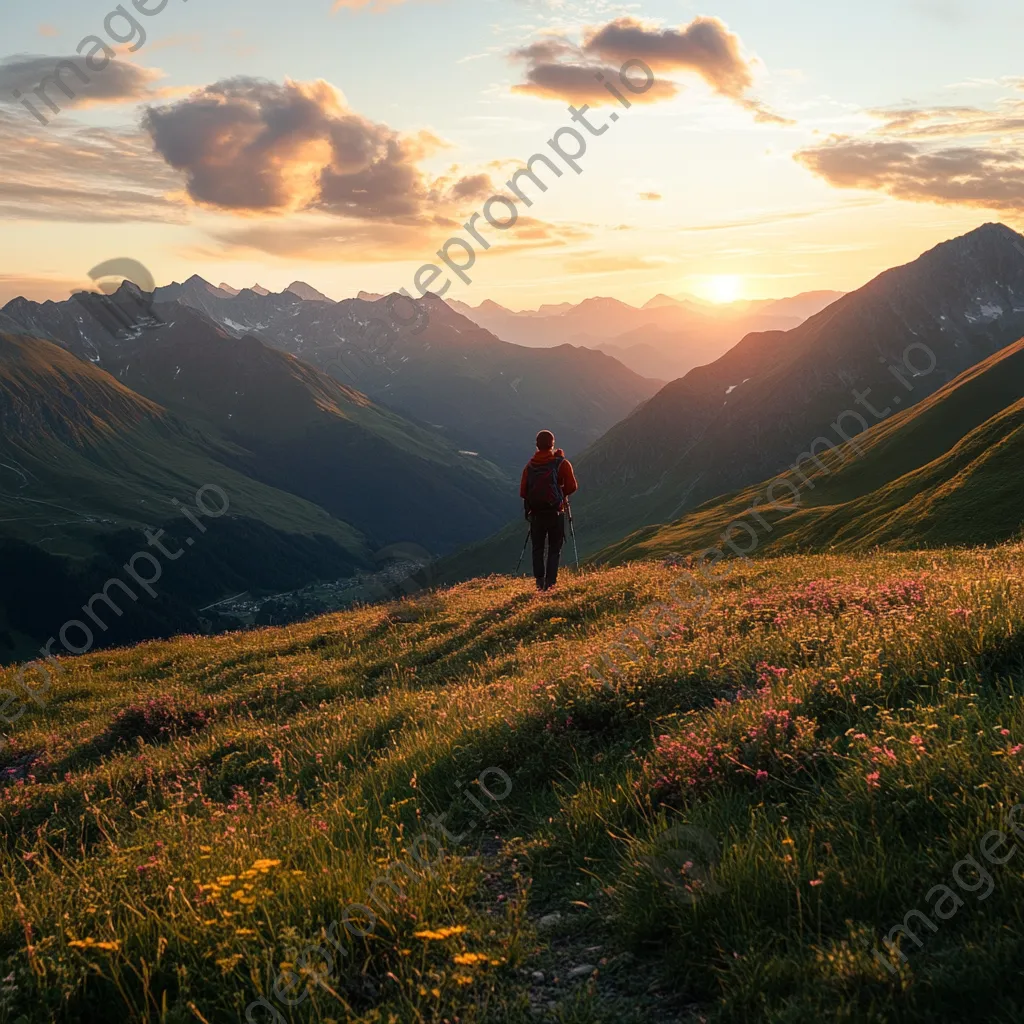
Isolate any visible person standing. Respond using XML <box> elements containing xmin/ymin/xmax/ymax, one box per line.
<box><xmin>520</xmin><ymin>430</ymin><xmax>578</xmax><ymax>592</ymax></box>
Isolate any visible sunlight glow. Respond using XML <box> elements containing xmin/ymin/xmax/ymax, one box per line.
<box><xmin>705</xmin><ymin>275</ymin><xmax>744</xmax><ymax>304</ymax></box>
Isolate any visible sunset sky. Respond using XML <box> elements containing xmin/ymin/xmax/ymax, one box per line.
<box><xmin>2</xmin><ymin>0</ymin><xmax>1023</xmax><ymax>308</ymax></box>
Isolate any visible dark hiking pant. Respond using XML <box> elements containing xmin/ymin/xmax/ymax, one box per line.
<box><xmin>530</xmin><ymin>511</ymin><xmax>565</xmax><ymax>589</ymax></box>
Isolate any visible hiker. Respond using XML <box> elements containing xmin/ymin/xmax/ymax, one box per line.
<box><xmin>521</xmin><ymin>430</ymin><xmax>578</xmax><ymax>592</ymax></box>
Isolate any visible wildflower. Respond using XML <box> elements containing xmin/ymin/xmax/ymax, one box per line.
<box><xmin>453</xmin><ymin>952</ymin><xmax>488</xmax><ymax>965</ymax></box>
<box><xmin>235</xmin><ymin>928</ymin><xmax>256</xmax><ymax>937</ymax></box>
<box><xmin>910</xmin><ymin>735</ymin><xmax>924</xmax><ymax>747</ymax></box>
<box><xmin>1000</xmin><ymin>729</ymin><xmax>1011</xmax><ymax>737</ymax></box>
<box><xmin>216</xmin><ymin>953</ymin><xmax>245</xmax><ymax>974</ymax></box>
<box><xmin>413</xmin><ymin>925</ymin><xmax>468</xmax><ymax>940</ymax></box>
<box><xmin>68</xmin><ymin>938</ymin><xmax>120</xmax><ymax>952</ymax></box>
<box><xmin>809</xmin><ymin>879</ymin><xmax>824</xmax><ymax>887</ymax></box>
<box><xmin>865</xmin><ymin>771</ymin><xmax>880</xmax><ymax>789</ymax></box>
<box><xmin>453</xmin><ymin>973</ymin><xmax>474</xmax><ymax>986</ymax></box>
<box><xmin>252</xmin><ymin>859</ymin><xmax>281</xmax><ymax>872</ymax></box>
<box><xmin>755</xmin><ymin>770</ymin><xmax>768</xmax><ymax>784</ymax></box>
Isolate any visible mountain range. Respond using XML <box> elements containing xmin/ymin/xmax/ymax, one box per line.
<box><xmin>92</xmin><ymin>278</ymin><xmax>664</xmax><ymax>472</ymax></box>
<box><xmin>3</xmin><ymin>221</ymin><xmax>1022</xmax><ymax>655</ymax></box>
<box><xmin>569</xmin><ymin>222</ymin><xmax>1024</xmax><ymax>551</ymax></box>
<box><xmin>441</xmin><ymin>223</ymin><xmax>1024</xmax><ymax>578</ymax></box>
<box><xmin>447</xmin><ymin>290</ymin><xmax>845</xmax><ymax>379</ymax></box>
<box><xmin>599</xmin><ymin>333</ymin><xmax>1024</xmax><ymax>563</ymax></box>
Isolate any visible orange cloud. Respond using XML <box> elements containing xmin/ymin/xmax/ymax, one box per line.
<box><xmin>144</xmin><ymin>77</ymin><xmax>487</xmax><ymax>219</ymax></box>
<box><xmin>796</xmin><ymin>135</ymin><xmax>1024</xmax><ymax>213</ymax></box>
<box><xmin>332</xmin><ymin>0</ymin><xmax>415</xmax><ymax>10</ymax></box>
<box><xmin>511</xmin><ymin>16</ymin><xmax>791</xmax><ymax>122</ymax></box>
<box><xmin>797</xmin><ymin>90</ymin><xmax>1024</xmax><ymax>214</ymax></box>
<box><xmin>0</xmin><ymin>108</ymin><xmax>186</xmax><ymax>223</ymax></box>
<box><xmin>209</xmin><ymin>214</ymin><xmax>589</xmax><ymax>263</ymax></box>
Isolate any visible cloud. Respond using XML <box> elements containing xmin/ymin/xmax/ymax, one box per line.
<box><xmin>144</xmin><ymin>77</ymin><xmax>488</xmax><ymax>219</ymax></box>
<box><xmin>562</xmin><ymin>252</ymin><xmax>660</xmax><ymax>274</ymax></box>
<box><xmin>210</xmin><ymin>213</ymin><xmax>589</xmax><ymax>263</ymax></box>
<box><xmin>796</xmin><ymin>89</ymin><xmax>1024</xmax><ymax>215</ymax></box>
<box><xmin>795</xmin><ymin>135</ymin><xmax>1024</xmax><ymax>213</ymax></box>
<box><xmin>0</xmin><ymin>54</ymin><xmax>168</xmax><ymax>112</ymax></box>
<box><xmin>332</xmin><ymin>0</ymin><xmax>415</xmax><ymax>9</ymax></box>
<box><xmin>512</xmin><ymin>57</ymin><xmax>678</xmax><ymax>106</ymax></box>
<box><xmin>37</xmin><ymin>25</ymin><xmax>60</xmax><ymax>39</ymax></box>
<box><xmin>0</xmin><ymin>108</ymin><xmax>186</xmax><ymax>223</ymax></box>
<box><xmin>511</xmin><ymin>16</ymin><xmax>791</xmax><ymax>121</ymax></box>
<box><xmin>584</xmin><ymin>17</ymin><xmax>755</xmax><ymax>95</ymax></box>
<box><xmin>864</xmin><ymin>101</ymin><xmax>1024</xmax><ymax>139</ymax></box>
<box><xmin>638</xmin><ymin>191</ymin><xmax>662</xmax><ymax>201</ymax></box>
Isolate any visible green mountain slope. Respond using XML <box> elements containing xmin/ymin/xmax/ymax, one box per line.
<box><xmin>598</xmin><ymin>336</ymin><xmax>1024</xmax><ymax>564</ymax></box>
<box><xmin>104</xmin><ymin>303</ymin><xmax>514</xmax><ymax>552</ymax></box>
<box><xmin>572</xmin><ymin>223</ymin><xmax>1024</xmax><ymax>553</ymax></box>
<box><xmin>0</xmin><ymin>333</ymin><xmax>371</xmax><ymax>659</ymax></box>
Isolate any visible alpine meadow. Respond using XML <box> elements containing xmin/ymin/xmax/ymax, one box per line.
<box><xmin>1</xmin><ymin>1</ymin><xmax>1024</xmax><ymax>1022</ymax></box>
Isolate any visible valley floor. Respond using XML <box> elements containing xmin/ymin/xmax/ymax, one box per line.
<box><xmin>1</xmin><ymin>546</ymin><xmax>1023</xmax><ymax>1022</ymax></box>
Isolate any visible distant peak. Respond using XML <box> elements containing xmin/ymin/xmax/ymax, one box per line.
<box><xmin>217</xmin><ymin>282</ymin><xmax>240</xmax><ymax>296</ymax></box>
<box><xmin>183</xmin><ymin>274</ymin><xmax>217</xmax><ymax>290</ymax></box>
<box><xmin>250</xmin><ymin>284</ymin><xmax>271</xmax><ymax>296</ymax></box>
<box><xmin>286</xmin><ymin>281</ymin><xmax>334</xmax><ymax>303</ymax></box>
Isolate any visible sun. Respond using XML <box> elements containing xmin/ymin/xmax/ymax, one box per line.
<box><xmin>705</xmin><ymin>275</ymin><xmax>744</xmax><ymax>304</ymax></box>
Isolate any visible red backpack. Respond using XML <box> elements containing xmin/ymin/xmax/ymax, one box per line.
<box><xmin>525</xmin><ymin>457</ymin><xmax>565</xmax><ymax>512</ymax></box>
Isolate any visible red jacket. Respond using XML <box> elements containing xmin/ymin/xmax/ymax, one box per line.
<box><xmin>520</xmin><ymin>448</ymin><xmax>578</xmax><ymax>512</ymax></box>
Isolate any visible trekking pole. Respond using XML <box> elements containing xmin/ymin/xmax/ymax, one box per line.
<box><xmin>566</xmin><ymin>500</ymin><xmax>580</xmax><ymax>570</ymax></box>
<box><xmin>514</xmin><ymin>528</ymin><xmax>531</xmax><ymax>575</ymax></box>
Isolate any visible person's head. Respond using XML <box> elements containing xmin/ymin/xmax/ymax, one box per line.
<box><xmin>536</xmin><ymin>430</ymin><xmax>555</xmax><ymax>451</ymax></box>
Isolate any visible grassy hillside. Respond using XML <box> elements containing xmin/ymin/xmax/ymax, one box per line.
<box><xmin>598</xmin><ymin>337</ymin><xmax>1024</xmax><ymax>565</ymax></box>
<box><xmin>2</xmin><ymin>547</ymin><xmax>1024</xmax><ymax>1021</ymax></box>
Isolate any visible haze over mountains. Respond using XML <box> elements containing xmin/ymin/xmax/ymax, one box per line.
<box><xmin>442</xmin><ymin>223</ymin><xmax>1024</xmax><ymax>578</ymax></box>
<box><xmin>98</xmin><ymin>277</ymin><xmax>663</xmax><ymax>471</ymax></box>
<box><xmin>447</xmin><ymin>290</ymin><xmax>845</xmax><ymax>380</ymax></box>
<box><xmin>572</xmin><ymin>223</ymin><xmax>1024</xmax><ymax>551</ymax></box>
<box><xmin>2</xmin><ymin>222</ymin><xmax>1022</xmax><ymax>655</ymax></box>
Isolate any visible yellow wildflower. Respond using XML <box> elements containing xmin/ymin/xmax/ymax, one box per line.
<box><xmin>216</xmin><ymin>953</ymin><xmax>245</xmax><ymax>974</ymax></box>
<box><xmin>68</xmin><ymin>938</ymin><xmax>120</xmax><ymax>952</ymax></box>
<box><xmin>453</xmin><ymin>973</ymin><xmax>474</xmax><ymax>986</ymax></box>
<box><xmin>453</xmin><ymin>952</ymin><xmax>488</xmax><ymax>965</ymax></box>
<box><xmin>235</xmin><ymin>928</ymin><xmax>256</xmax><ymax>937</ymax></box>
<box><xmin>413</xmin><ymin>925</ymin><xmax>468</xmax><ymax>941</ymax></box>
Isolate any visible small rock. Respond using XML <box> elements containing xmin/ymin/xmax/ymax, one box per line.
<box><xmin>531</xmin><ymin>970</ymin><xmax>545</xmax><ymax>983</ymax></box>
<box><xmin>568</xmin><ymin>964</ymin><xmax>596</xmax><ymax>979</ymax></box>
<box><xmin>537</xmin><ymin>912</ymin><xmax>562</xmax><ymax>931</ymax></box>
